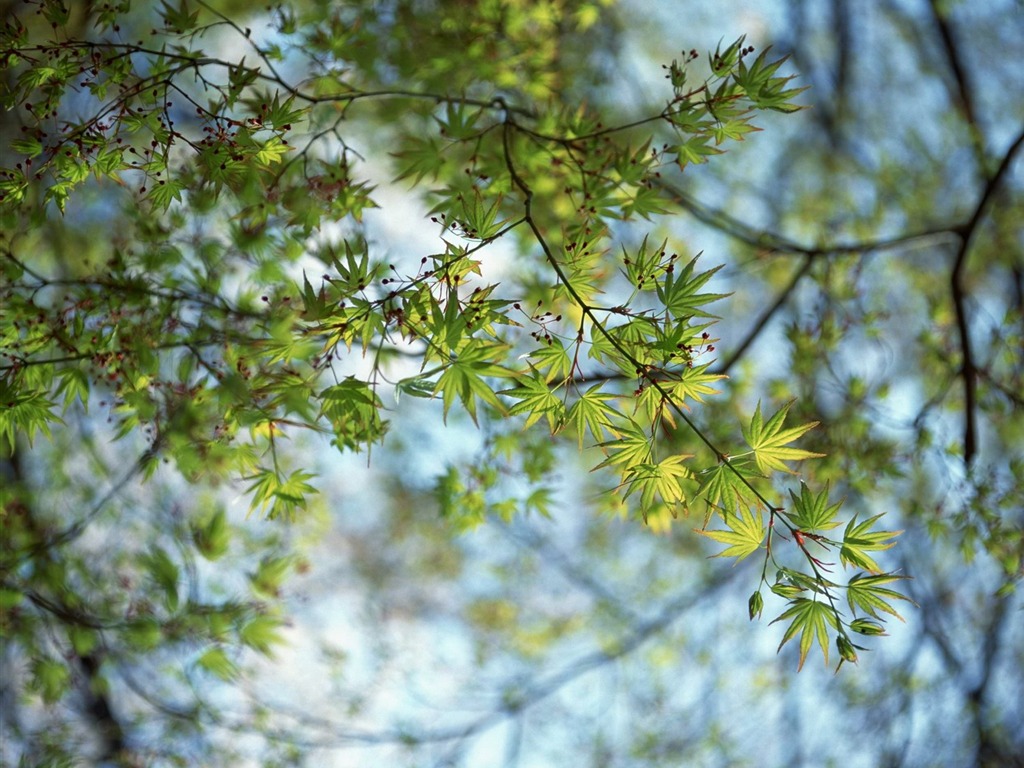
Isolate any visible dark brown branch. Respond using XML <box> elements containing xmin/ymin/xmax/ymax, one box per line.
<box><xmin>927</xmin><ymin>0</ymin><xmax>982</xmax><ymax>158</ymax></box>
<box><xmin>949</xmin><ymin>127</ymin><xmax>1024</xmax><ymax>464</ymax></box>
<box><xmin>950</xmin><ymin>254</ymin><xmax>978</xmax><ymax>466</ymax></box>
<box><xmin>77</xmin><ymin>651</ymin><xmax>129</xmax><ymax>764</ymax></box>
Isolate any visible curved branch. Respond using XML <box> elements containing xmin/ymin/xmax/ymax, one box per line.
<box><xmin>949</xmin><ymin>126</ymin><xmax>1024</xmax><ymax>464</ymax></box>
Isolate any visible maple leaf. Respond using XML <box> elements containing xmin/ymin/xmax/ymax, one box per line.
<box><xmin>839</xmin><ymin>514</ymin><xmax>903</xmax><ymax>573</ymax></box>
<box><xmin>771</xmin><ymin>598</ymin><xmax>838</xmax><ymax>670</ymax></box>
<box><xmin>743</xmin><ymin>400</ymin><xmax>825</xmax><ymax>474</ymax></box>
<box><xmin>696</xmin><ymin>502</ymin><xmax>766</xmax><ymax>561</ymax></box>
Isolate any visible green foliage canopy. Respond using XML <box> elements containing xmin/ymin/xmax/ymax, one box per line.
<box><xmin>2</xmin><ymin>0</ymin><xmax>903</xmax><ymax>669</ymax></box>
<box><xmin>1</xmin><ymin>0</ymin><xmax>1021</xmax><ymax>765</ymax></box>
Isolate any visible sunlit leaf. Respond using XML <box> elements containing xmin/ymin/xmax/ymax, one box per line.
<box><xmin>840</xmin><ymin>514</ymin><xmax>902</xmax><ymax>574</ymax></box>
<box><xmin>771</xmin><ymin>598</ymin><xmax>838</xmax><ymax>670</ymax></box>
<box><xmin>696</xmin><ymin>501</ymin><xmax>766</xmax><ymax>561</ymax></box>
<box><xmin>788</xmin><ymin>482</ymin><xmax>843</xmax><ymax>533</ymax></box>
<box><xmin>743</xmin><ymin>400</ymin><xmax>825</xmax><ymax>474</ymax></box>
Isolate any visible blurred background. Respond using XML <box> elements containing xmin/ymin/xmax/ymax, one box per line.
<box><xmin>2</xmin><ymin>1</ymin><xmax>1021</xmax><ymax>766</ymax></box>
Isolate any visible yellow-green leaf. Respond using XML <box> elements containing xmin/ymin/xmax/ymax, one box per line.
<box><xmin>696</xmin><ymin>502</ymin><xmax>766</xmax><ymax>561</ymax></box>
<box><xmin>743</xmin><ymin>400</ymin><xmax>824</xmax><ymax>474</ymax></box>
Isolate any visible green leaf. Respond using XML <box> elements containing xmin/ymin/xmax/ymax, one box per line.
<box><xmin>54</xmin><ymin>367</ymin><xmax>90</xmax><ymax>412</ymax></box>
<box><xmin>733</xmin><ymin>47</ymin><xmax>809</xmax><ymax>112</ymax></box>
<box><xmin>319</xmin><ymin>377</ymin><xmax>388</xmax><ymax>451</ymax></box>
<box><xmin>594</xmin><ymin>422</ymin><xmax>653</xmax><ymax>471</ymax></box>
<box><xmin>392</xmin><ymin>137</ymin><xmax>446</xmax><ymax>184</ymax></box>
<box><xmin>696</xmin><ymin>461</ymin><xmax>756</xmax><ymax>523</ymax></box>
<box><xmin>619</xmin><ymin>184</ymin><xmax>670</xmax><ymax>220</ymax></box>
<box><xmin>300</xmin><ymin>271</ymin><xmax>328</xmax><ymax>320</ymax></box>
<box><xmin>141</xmin><ymin>546</ymin><xmax>180</xmax><ymax>612</ymax></box>
<box><xmin>160</xmin><ymin>0</ymin><xmax>200</xmax><ymax>32</ymax></box>
<box><xmin>770</xmin><ymin>581</ymin><xmax>805</xmax><ymax>599</ymax></box>
<box><xmin>455</xmin><ymin>189</ymin><xmax>509</xmax><ymax>240</ymax></box>
<box><xmin>669</xmin><ymin>363</ymin><xmax>726</xmax><ymax>405</ymax></box>
<box><xmin>435</xmin><ymin>101</ymin><xmax>483</xmax><ymax>140</ymax></box>
<box><xmin>743</xmin><ymin>400</ymin><xmax>825</xmax><ymax>475</ymax></box>
<box><xmin>395</xmin><ymin>376</ymin><xmax>438</xmax><ymax>401</ymax></box>
<box><xmin>565</xmin><ymin>383</ymin><xmax>622</xmax><ymax>449</ymax></box>
<box><xmin>0</xmin><ymin>384</ymin><xmax>64</xmax><ymax>450</ymax></box>
<box><xmin>250</xmin><ymin>555</ymin><xmax>293</xmax><ymax>598</ymax></box>
<box><xmin>524</xmin><ymin>486</ymin><xmax>554</xmax><ymax>517</ymax></box>
<box><xmin>197</xmin><ymin>647</ymin><xmax>239</xmax><ymax>681</ymax></box>
<box><xmin>845</xmin><ymin>573</ymin><xmax>913</xmax><ymax>621</ymax></box>
<box><xmin>713</xmin><ymin>117</ymin><xmax>760</xmax><ymax>143</ymax></box>
<box><xmin>11</xmin><ymin>137</ymin><xmax>43</xmax><ymax>158</ymax></box>
<box><xmin>836</xmin><ymin>634</ymin><xmax>859</xmax><ymax>666</ymax></box>
<box><xmin>525</xmin><ymin>338</ymin><xmax>574</xmax><ymax>383</ymax></box>
<box><xmin>696</xmin><ymin>502</ymin><xmax>766</xmax><ymax>561</ymax></box>
<box><xmin>839</xmin><ymin>514</ymin><xmax>902</xmax><ymax>573</ymax></box>
<box><xmin>775</xmin><ymin>566</ymin><xmax>830</xmax><ymax>595</ymax></box>
<box><xmin>30</xmin><ymin>658</ymin><xmax>71</xmax><ymax>704</ymax></box>
<box><xmin>263</xmin><ymin>92</ymin><xmax>307</xmax><ymax>129</ymax></box>
<box><xmin>672</xmin><ymin>134</ymin><xmax>724</xmax><ymax>169</ymax></box>
<box><xmin>68</xmin><ymin>627</ymin><xmax>98</xmax><ymax>656</ymax></box>
<box><xmin>0</xmin><ymin>168</ymin><xmax>29</xmax><ymax>205</ymax></box>
<box><xmin>748</xmin><ymin>590</ymin><xmax>764</xmax><ymax>620</ymax></box>
<box><xmin>434</xmin><ymin>341</ymin><xmax>513</xmax><ymax>423</ymax></box>
<box><xmin>146</xmin><ymin>179</ymin><xmax>185</xmax><ymax>211</ymax></box>
<box><xmin>254</xmin><ymin>135</ymin><xmax>290</xmax><ymax>167</ymax></box>
<box><xmin>329</xmin><ymin>239</ymin><xmax>376</xmax><ymax>293</ymax></box>
<box><xmin>623</xmin><ymin>454</ymin><xmax>691</xmax><ymax>512</ymax></box>
<box><xmin>656</xmin><ymin>257</ymin><xmax>728</xmax><ymax>319</ymax></box>
<box><xmin>710</xmin><ymin>37</ymin><xmax>745</xmax><ymax>76</ymax></box>
<box><xmin>94</xmin><ymin>145</ymin><xmax>125</xmax><ymax>176</ymax></box>
<box><xmin>244</xmin><ymin>467</ymin><xmax>318</xmax><ymax>520</ymax></box>
<box><xmin>239</xmin><ymin>614</ymin><xmax>285</xmax><ymax>657</ymax></box>
<box><xmin>620</xmin><ymin>235</ymin><xmax>665</xmax><ymax>291</ymax></box>
<box><xmin>500</xmin><ymin>372</ymin><xmax>566</xmax><ymax>431</ymax></box>
<box><xmin>0</xmin><ymin>588</ymin><xmax>24</xmax><ymax>609</ymax></box>
<box><xmin>227</xmin><ymin>57</ymin><xmax>259</xmax><ymax>104</ymax></box>
<box><xmin>771</xmin><ymin>598</ymin><xmax>838</xmax><ymax>670</ymax></box>
<box><xmin>125</xmin><ymin>618</ymin><xmax>163</xmax><ymax>650</ymax></box>
<box><xmin>849</xmin><ymin>618</ymin><xmax>887</xmax><ymax>636</ymax></box>
<box><xmin>192</xmin><ymin>507</ymin><xmax>230</xmax><ymax>561</ymax></box>
<box><xmin>788</xmin><ymin>482</ymin><xmax>843</xmax><ymax>533</ymax></box>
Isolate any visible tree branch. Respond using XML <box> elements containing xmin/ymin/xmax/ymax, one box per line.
<box><xmin>658</xmin><ymin>179</ymin><xmax>960</xmax><ymax>258</ymax></box>
<box><xmin>927</xmin><ymin>0</ymin><xmax>984</xmax><ymax>161</ymax></box>
<box><xmin>949</xmin><ymin>126</ymin><xmax>1024</xmax><ymax>464</ymax></box>
<box><xmin>715</xmin><ymin>254</ymin><xmax>814</xmax><ymax>375</ymax></box>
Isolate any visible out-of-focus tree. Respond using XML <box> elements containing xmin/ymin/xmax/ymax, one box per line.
<box><xmin>736</xmin><ymin>2</ymin><xmax>1023</xmax><ymax>765</ymax></box>
<box><xmin>0</xmin><ymin>1</ymin><xmax>1020</xmax><ymax>767</ymax></box>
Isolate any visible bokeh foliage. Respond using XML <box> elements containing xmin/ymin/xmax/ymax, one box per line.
<box><xmin>1</xmin><ymin>0</ymin><xmax>1021</xmax><ymax>766</ymax></box>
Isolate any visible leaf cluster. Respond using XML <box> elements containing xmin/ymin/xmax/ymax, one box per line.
<box><xmin>0</xmin><ymin>0</ymin><xmax>907</xmax><ymax>684</ymax></box>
